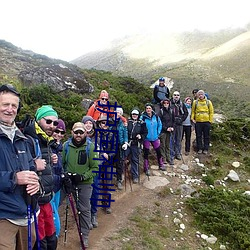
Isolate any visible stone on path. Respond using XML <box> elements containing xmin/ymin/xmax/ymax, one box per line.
<box><xmin>143</xmin><ymin>176</ymin><xmax>170</xmax><ymax>190</ymax></box>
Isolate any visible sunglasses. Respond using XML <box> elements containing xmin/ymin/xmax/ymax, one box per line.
<box><xmin>43</xmin><ymin>117</ymin><xmax>59</xmax><ymax>126</ymax></box>
<box><xmin>132</xmin><ymin>113</ymin><xmax>139</xmax><ymax>115</ymax></box>
<box><xmin>73</xmin><ymin>130</ymin><xmax>85</xmax><ymax>135</ymax></box>
<box><xmin>54</xmin><ymin>129</ymin><xmax>65</xmax><ymax>135</ymax></box>
<box><xmin>174</xmin><ymin>94</ymin><xmax>180</xmax><ymax>96</ymax></box>
<box><xmin>100</xmin><ymin>121</ymin><xmax>107</xmax><ymax>125</ymax></box>
<box><xmin>101</xmin><ymin>98</ymin><xmax>108</xmax><ymax>101</ymax></box>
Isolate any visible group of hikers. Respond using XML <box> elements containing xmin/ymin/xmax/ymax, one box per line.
<box><xmin>0</xmin><ymin>78</ymin><xmax>214</xmax><ymax>249</ymax></box>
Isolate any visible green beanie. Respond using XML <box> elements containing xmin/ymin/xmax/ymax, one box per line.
<box><xmin>35</xmin><ymin>105</ymin><xmax>58</xmax><ymax>121</ymax></box>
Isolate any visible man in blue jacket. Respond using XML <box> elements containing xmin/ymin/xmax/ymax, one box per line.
<box><xmin>0</xmin><ymin>84</ymin><xmax>40</xmax><ymax>249</ymax></box>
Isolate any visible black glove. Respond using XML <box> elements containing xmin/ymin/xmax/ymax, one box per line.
<box><xmin>61</xmin><ymin>173</ymin><xmax>73</xmax><ymax>194</ymax></box>
<box><xmin>68</xmin><ymin>172</ymin><xmax>85</xmax><ymax>185</ymax></box>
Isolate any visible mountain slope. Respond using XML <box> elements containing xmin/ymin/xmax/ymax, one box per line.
<box><xmin>0</xmin><ymin>40</ymin><xmax>92</xmax><ymax>93</ymax></box>
<box><xmin>72</xmin><ymin>29</ymin><xmax>250</xmax><ymax>86</ymax></box>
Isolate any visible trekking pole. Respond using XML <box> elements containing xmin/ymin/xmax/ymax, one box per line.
<box><xmin>124</xmin><ymin>160</ymin><xmax>127</xmax><ymax>192</ymax></box>
<box><xmin>68</xmin><ymin>193</ymin><xmax>85</xmax><ymax>250</ymax></box>
<box><xmin>138</xmin><ymin>145</ymin><xmax>143</xmax><ymax>184</ymax></box>
<box><xmin>27</xmin><ymin>196</ymin><xmax>32</xmax><ymax>250</ymax></box>
<box><xmin>64</xmin><ymin>198</ymin><xmax>69</xmax><ymax>244</ymax></box>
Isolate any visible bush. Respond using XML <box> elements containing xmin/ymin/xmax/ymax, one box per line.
<box><xmin>186</xmin><ymin>188</ymin><xmax>250</xmax><ymax>249</ymax></box>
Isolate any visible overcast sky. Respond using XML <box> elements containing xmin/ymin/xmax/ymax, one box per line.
<box><xmin>1</xmin><ymin>0</ymin><xmax>249</xmax><ymax>61</ymax></box>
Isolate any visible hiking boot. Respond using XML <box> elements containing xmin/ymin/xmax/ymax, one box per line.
<box><xmin>145</xmin><ymin>169</ymin><xmax>151</xmax><ymax>176</ymax></box>
<box><xmin>176</xmin><ymin>155</ymin><xmax>181</xmax><ymax>160</ymax></box>
<box><xmin>133</xmin><ymin>178</ymin><xmax>139</xmax><ymax>184</ymax></box>
<box><xmin>91</xmin><ymin>214</ymin><xmax>98</xmax><ymax>228</ymax></box>
<box><xmin>158</xmin><ymin>157</ymin><xmax>167</xmax><ymax>170</ymax></box>
<box><xmin>117</xmin><ymin>181</ymin><xmax>123</xmax><ymax>190</ymax></box>
<box><xmin>144</xmin><ymin>159</ymin><xmax>150</xmax><ymax>176</ymax></box>
<box><xmin>203</xmin><ymin>150</ymin><xmax>208</xmax><ymax>155</ymax></box>
<box><xmin>169</xmin><ymin>159</ymin><xmax>174</xmax><ymax>166</ymax></box>
<box><xmin>83</xmin><ymin>237</ymin><xmax>89</xmax><ymax>248</ymax></box>
<box><xmin>159</xmin><ymin>165</ymin><xmax>166</xmax><ymax>171</ymax></box>
<box><xmin>197</xmin><ymin>150</ymin><xmax>202</xmax><ymax>154</ymax></box>
<box><xmin>106</xmin><ymin>207</ymin><xmax>112</xmax><ymax>214</ymax></box>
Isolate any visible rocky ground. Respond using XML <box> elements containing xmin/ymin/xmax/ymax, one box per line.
<box><xmin>57</xmin><ymin>139</ymin><xmax>216</xmax><ymax>250</ymax></box>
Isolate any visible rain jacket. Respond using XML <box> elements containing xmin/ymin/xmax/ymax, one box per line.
<box><xmin>0</xmin><ymin>127</ymin><xmax>36</xmax><ymax>219</ymax></box>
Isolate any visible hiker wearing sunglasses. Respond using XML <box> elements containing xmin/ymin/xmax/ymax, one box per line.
<box><xmin>62</xmin><ymin>122</ymin><xmax>99</xmax><ymax>248</ymax></box>
<box><xmin>50</xmin><ymin>119</ymin><xmax>67</xmax><ymax>238</ymax></box>
<box><xmin>169</xmin><ymin>91</ymin><xmax>188</xmax><ymax>163</ymax></box>
<box><xmin>87</xmin><ymin>89</ymin><xmax>127</xmax><ymax>125</ymax></box>
<box><xmin>0</xmin><ymin>84</ymin><xmax>40</xmax><ymax>249</ymax></box>
<box><xmin>23</xmin><ymin>105</ymin><xmax>59</xmax><ymax>249</ymax></box>
<box><xmin>87</xmin><ymin>90</ymin><xmax>111</xmax><ymax>121</ymax></box>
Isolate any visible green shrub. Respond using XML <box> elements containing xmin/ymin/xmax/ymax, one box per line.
<box><xmin>186</xmin><ymin>188</ymin><xmax>250</xmax><ymax>250</ymax></box>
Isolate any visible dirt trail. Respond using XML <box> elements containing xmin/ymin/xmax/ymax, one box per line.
<box><xmin>57</xmin><ymin>148</ymin><xmax>196</xmax><ymax>250</ymax></box>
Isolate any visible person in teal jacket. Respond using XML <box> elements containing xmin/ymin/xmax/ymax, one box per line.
<box><xmin>140</xmin><ymin>103</ymin><xmax>166</xmax><ymax>175</ymax></box>
<box><xmin>114</xmin><ymin>107</ymin><xmax>128</xmax><ymax>190</ymax></box>
<box><xmin>62</xmin><ymin>122</ymin><xmax>99</xmax><ymax>248</ymax></box>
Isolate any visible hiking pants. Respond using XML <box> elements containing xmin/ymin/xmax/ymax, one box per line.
<box><xmin>74</xmin><ymin>184</ymin><xmax>92</xmax><ymax>238</ymax></box>
<box><xmin>91</xmin><ymin>175</ymin><xmax>99</xmax><ymax>215</ymax></box>
<box><xmin>196</xmin><ymin>122</ymin><xmax>211</xmax><ymax>151</ymax></box>
<box><xmin>115</xmin><ymin>145</ymin><xmax>125</xmax><ymax>182</ymax></box>
<box><xmin>143</xmin><ymin>139</ymin><xmax>161</xmax><ymax>161</ymax></box>
<box><xmin>171</xmin><ymin>125</ymin><xmax>183</xmax><ymax>158</ymax></box>
<box><xmin>159</xmin><ymin>132</ymin><xmax>171</xmax><ymax>162</ymax></box>
<box><xmin>50</xmin><ymin>190</ymin><xmax>61</xmax><ymax>237</ymax></box>
<box><xmin>182</xmin><ymin>125</ymin><xmax>192</xmax><ymax>152</ymax></box>
<box><xmin>125</xmin><ymin>144</ymin><xmax>140</xmax><ymax>180</ymax></box>
<box><xmin>34</xmin><ymin>203</ymin><xmax>57</xmax><ymax>250</ymax></box>
<box><xmin>0</xmin><ymin>219</ymin><xmax>36</xmax><ymax>250</ymax></box>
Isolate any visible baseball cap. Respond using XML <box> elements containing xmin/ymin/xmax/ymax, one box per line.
<box><xmin>72</xmin><ymin>122</ymin><xmax>85</xmax><ymax>132</ymax></box>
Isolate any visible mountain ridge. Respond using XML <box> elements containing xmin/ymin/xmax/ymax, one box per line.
<box><xmin>72</xmin><ymin>28</ymin><xmax>250</xmax><ymax>86</ymax></box>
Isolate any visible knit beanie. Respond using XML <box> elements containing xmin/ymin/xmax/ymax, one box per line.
<box><xmin>197</xmin><ymin>90</ymin><xmax>205</xmax><ymax>95</ymax></box>
<box><xmin>35</xmin><ymin>105</ymin><xmax>58</xmax><ymax>121</ymax></box>
<box><xmin>82</xmin><ymin>115</ymin><xmax>95</xmax><ymax>124</ymax></box>
<box><xmin>82</xmin><ymin>115</ymin><xmax>96</xmax><ymax>129</ymax></box>
<box><xmin>145</xmin><ymin>103</ymin><xmax>154</xmax><ymax>109</ymax></box>
<box><xmin>56</xmin><ymin>119</ymin><xmax>66</xmax><ymax>131</ymax></box>
<box><xmin>184</xmin><ymin>97</ymin><xmax>192</xmax><ymax>103</ymax></box>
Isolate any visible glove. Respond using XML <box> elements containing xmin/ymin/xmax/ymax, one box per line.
<box><xmin>68</xmin><ymin>172</ymin><xmax>85</xmax><ymax>185</ymax></box>
<box><xmin>61</xmin><ymin>173</ymin><xmax>73</xmax><ymax>194</ymax></box>
<box><xmin>122</xmin><ymin>143</ymin><xmax>128</xmax><ymax>150</ymax></box>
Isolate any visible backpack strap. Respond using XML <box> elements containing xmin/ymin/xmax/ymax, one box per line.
<box><xmin>195</xmin><ymin>99</ymin><xmax>210</xmax><ymax>109</ymax></box>
<box><xmin>64</xmin><ymin>137</ymin><xmax>91</xmax><ymax>162</ymax></box>
<box><xmin>64</xmin><ymin>138</ymin><xmax>71</xmax><ymax>164</ymax></box>
<box><xmin>25</xmin><ymin>134</ymin><xmax>42</xmax><ymax>159</ymax></box>
<box><xmin>85</xmin><ymin>137</ymin><xmax>91</xmax><ymax>157</ymax></box>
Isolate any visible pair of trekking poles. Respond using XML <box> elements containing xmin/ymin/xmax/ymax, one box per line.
<box><xmin>64</xmin><ymin>187</ymin><xmax>86</xmax><ymax>250</ymax></box>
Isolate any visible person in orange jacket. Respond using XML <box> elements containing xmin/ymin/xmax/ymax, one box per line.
<box><xmin>87</xmin><ymin>90</ymin><xmax>127</xmax><ymax>125</ymax></box>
